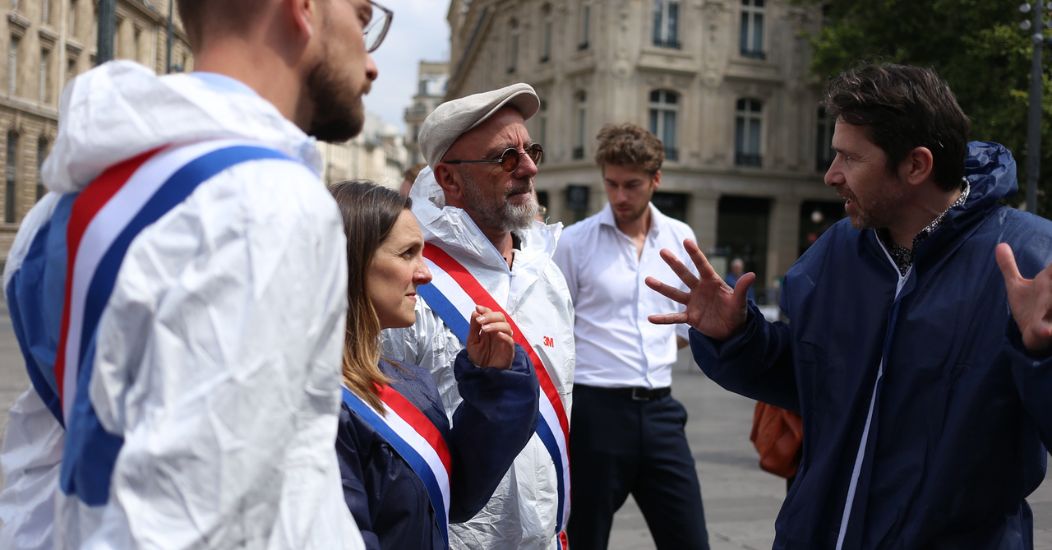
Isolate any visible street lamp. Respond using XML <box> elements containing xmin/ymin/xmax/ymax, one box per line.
<box><xmin>96</xmin><ymin>0</ymin><xmax>116</xmax><ymax>65</ymax></box>
<box><xmin>166</xmin><ymin>0</ymin><xmax>175</xmax><ymax>73</ymax></box>
<box><xmin>1019</xmin><ymin>2</ymin><xmax>1050</xmax><ymax>216</ymax></box>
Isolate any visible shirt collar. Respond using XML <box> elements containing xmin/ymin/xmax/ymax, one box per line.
<box><xmin>879</xmin><ymin>178</ymin><xmax>970</xmax><ymax>275</ymax></box>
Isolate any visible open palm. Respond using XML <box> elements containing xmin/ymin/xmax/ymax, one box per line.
<box><xmin>996</xmin><ymin>243</ymin><xmax>1052</xmax><ymax>356</ymax></box>
<box><xmin>646</xmin><ymin>239</ymin><xmax>755</xmax><ymax>341</ymax></box>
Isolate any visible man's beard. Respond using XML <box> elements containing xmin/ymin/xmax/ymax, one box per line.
<box><xmin>306</xmin><ymin>57</ymin><xmax>365</xmax><ymax>143</ymax></box>
<box><xmin>613</xmin><ymin>201</ymin><xmax>650</xmax><ymax>225</ymax></box>
<box><xmin>461</xmin><ymin>171</ymin><xmax>538</xmax><ymax>233</ymax></box>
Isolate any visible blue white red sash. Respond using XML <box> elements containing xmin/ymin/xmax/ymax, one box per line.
<box><xmin>342</xmin><ymin>384</ymin><xmax>453</xmax><ymax>544</ymax></box>
<box><xmin>416</xmin><ymin>243</ymin><xmax>571</xmax><ymax>543</ymax></box>
<box><xmin>52</xmin><ymin>140</ymin><xmax>294</xmax><ymax>505</ymax></box>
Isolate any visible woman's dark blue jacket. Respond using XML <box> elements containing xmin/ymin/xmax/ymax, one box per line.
<box><xmin>336</xmin><ymin>346</ymin><xmax>539</xmax><ymax>550</ymax></box>
<box><xmin>692</xmin><ymin>142</ymin><xmax>1052</xmax><ymax>549</ymax></box>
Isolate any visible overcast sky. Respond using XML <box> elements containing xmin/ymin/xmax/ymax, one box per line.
<box><xmin>362</xmin><ymin>1</ymin><xmax>451</xmax><ymax>133</ymax></box>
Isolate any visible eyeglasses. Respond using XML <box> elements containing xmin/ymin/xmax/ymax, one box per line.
<box><xmin>444</xmin><ymin>143</ymin><xmax>544</xmax><ymax>172</ymax></box>
<box><xmin>363</xmin><ymin>1</ymin><xmax>393</xmax><ymax>54</ymax></box>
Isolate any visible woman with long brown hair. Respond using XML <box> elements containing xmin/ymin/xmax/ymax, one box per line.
<box><xmin>329</xmin><ymin>181</ymin><xmax>538</xmax><ymax>549</ymax></box>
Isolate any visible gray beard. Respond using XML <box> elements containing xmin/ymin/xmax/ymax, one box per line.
<box><xmin>461</xmin><ymin>173</ymin><xmax>538</xmax><ymax>233</ymax></box>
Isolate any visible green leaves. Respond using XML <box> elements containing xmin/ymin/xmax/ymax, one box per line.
<box><xmin>799</xmin><ymin>0</ymin><xmax>1052</xmax><ymax>213</ymax></box>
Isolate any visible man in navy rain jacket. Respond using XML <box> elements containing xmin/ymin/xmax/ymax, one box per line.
<box><xmin>646</xmin><ymin>63</ymin><xmax>1052</xmax><ymax>549</ymax></box>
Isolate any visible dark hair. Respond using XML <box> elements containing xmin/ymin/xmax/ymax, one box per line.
<box><xmin>824</xmin><ymin>63</ymin><xmax>970</xmax><ymax>191</ymax></box>
<box><xmin>594</xmin><ymin>123</ymin><xmax>664</xmax><ymax>174</ymax></box>
<box><xmin>403</xmin><ymin>162</ymin><xmax>427</xmax><ymax>183</ymax></box>
<box><xmin>329</xmin><ymin>180</ymin><xmax>412</xmax><ymax>410</ymax></box>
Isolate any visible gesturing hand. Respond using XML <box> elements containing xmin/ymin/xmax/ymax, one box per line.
<box><xmin>466</xmin><ymin>305</ymin><xmax>516</xmax><ymax>369</ymax></box>
<box><xmin>645</xmin><ymin>239</ymin><xmax>756</xmax><ymax>341</ymax></box>
<box><xmin>995</xmin><ymin>243</ymin><xmax>1052</xmax><ymax>356</ymax></box>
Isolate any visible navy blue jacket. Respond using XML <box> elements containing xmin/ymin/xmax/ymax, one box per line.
<box><xmin>692</xmin><ymin>142</ymin><xmax>1052</xmax><ymax>549</ymax></box>
<box><xmin>336</xmin><ymin>346</ymin><xmax>539</xmax><ymax>550</ymax></box>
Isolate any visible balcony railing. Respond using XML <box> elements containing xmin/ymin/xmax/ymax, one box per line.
<box><xmin>740</xmin><ymin>48</ymin><xmax>766</xmax><ymax>60</ymax></box>
<box><xmin>652</xmin><ymin>37</ymin><xmax>681</xmax><ymax>49</ymax></box>
<box><xmin>735</xmin><ymin>152</ymin><xmax>762</xmax><ymax>167</ymax></box>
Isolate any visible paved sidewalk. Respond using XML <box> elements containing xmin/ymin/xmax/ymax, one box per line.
<box><xmin>0</xmin><ymin>311</ymin><xmax>1050</xmax><ymax>549</ymax></box>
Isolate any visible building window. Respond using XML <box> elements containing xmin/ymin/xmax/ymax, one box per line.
<box><xmin>66</xmin><ymin>54</ymin><xmax>78</xmax><ymax>84</ymax></box>
<box><xmin>573</xmin><ymin>91</ymin><xmax>587</xmax><ymax>160</ymax></box>
<box><xmin>717</xmin><ymin>196</ymin><xmax>771</xmax><ymax>301</ymax></box>
<box><xmin>133</xmin><ymin>25</ymin><xmax>143</xmax><ymax>62</ymax></box>
<box><xmin>565</xmin><ymin>184</ymin><xmax>590</xmax><ymax>223</ymax></box>
<box><xmin>6</xmin><ymin>131</ymin><xmax>17</xmax><ymax>223</ymax></box>
<box><xmin>114</xmin><ymin>16</ymin><xmax>124</xmax><ymax>57</ymax></box>
<box><xmin>36</xmin><ymin>137</ymin><xmax>47</xmax><ymax>201</ymax></box>
<box><xmin>39</xmin><ymin>48</ymin><xmax>52</xmax><ymax>104</ymax></box>
<box><xmin>578</xmin><ymin>3</ymin><xmax>590</xmax><ymax>50</ymax></box>
<box><xmin>735</xmin><ymin>98</ymin><xmax>763</xmax><ymax>167</ymax></box>
<box><xmin>8</xmin><ymin>36</ymin><xmax>20</xmax><ymax>97</ymax></box>
<box><xmin>10</xmin><ymin>0</ymin><xmax>20</xmax><ymax>12</ymax></box>
<box><xmin>815</xmin><ymin>107</ymin><xmax>835</xmax><ymax>171</ymax></box>
<box><xmin>653</xmin><ymin>191</ymin><xmax>688</xmax><ymax>222</ymax></box>
<box><xmin>42</xmin><ymin>0</ymin><xmax>52</xmax><ymax>25</ymax></box>
<box><xmin>740</xmin><ymin>0</ymin><xmax>765</xmax><ymax>59</ymax></box>
<box><xmin>507</xmin><ymin>19</ymin><xmax>519</xmax><ymax>74</ymax></box>
<box><xmin>798</xmin><ymin>200</ymin><xmax>843</xmax><ymax>255</ymax></box>
<box><xmin>649</xmin><ymin>90</ymin><xmax>679</xmax><ymax>161</ymax></box>
<box><xmin>652</xmin><ymin>0</ymin><xmax>680</xmax><ymax>49</ymax></box>
<box><xmin>540</xmin><ymin>4</ymin><xmax>552</xmax><ymax>63</ymax></box>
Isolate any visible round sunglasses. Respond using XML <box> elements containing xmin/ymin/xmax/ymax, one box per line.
<box><xmin>443</xmin><ymin>143</ymin><xmax>544</xmax><ymax>172</ymax></box>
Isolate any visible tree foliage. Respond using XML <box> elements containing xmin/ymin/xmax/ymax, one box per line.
<box><xmin>797</xmin><ymin>0</ymin><xmax>1052</xmax><ymax>215</ymax></box>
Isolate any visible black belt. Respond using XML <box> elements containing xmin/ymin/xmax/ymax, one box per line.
<box><xmin>581</xmin><ymin>385</ymin><xmax>671</xmax><ymax>402</ymax></box>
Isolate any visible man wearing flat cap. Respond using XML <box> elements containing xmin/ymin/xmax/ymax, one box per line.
<box><xmin>382</xmin><ymin>83</ymin><xmax>575</xmax><ymax>549</ymax></box>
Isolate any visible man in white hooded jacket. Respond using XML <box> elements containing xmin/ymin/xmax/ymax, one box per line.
<box><xmin>0</xmin><ymin>0</ymin><xmax>390</xmax><ymax>547</ymax></box>
<box><xmin>382</xmin><ymin>84</ymin><xmax>575</xmax><ymax>550</ymax></box>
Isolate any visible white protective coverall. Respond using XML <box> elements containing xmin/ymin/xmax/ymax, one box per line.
<box><xmin>0</xmin><ymin>61</ymin><xmax>364</xmax><ymax>550</ymax></box>
<box><xmin>382</xmin><ymin>168</ymin><xmax>575</xmax><ymax>550</ymax></box>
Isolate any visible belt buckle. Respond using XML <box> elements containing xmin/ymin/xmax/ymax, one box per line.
<box><xmin>630</xmin><ymin>387</ymin><xmax>650</xmax><ymax>401</ymax></box>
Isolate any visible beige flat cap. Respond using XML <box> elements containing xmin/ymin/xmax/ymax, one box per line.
<box><xmin>418</xmin><ymin>83</ymin><xmax>540</xmax><ymax>169</ymax></box>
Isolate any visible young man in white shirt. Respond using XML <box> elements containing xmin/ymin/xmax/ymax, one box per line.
<box><xmin>553</xmin><ymin>123</ymin><xmax>709</xmax><ymax>549</ymax></box>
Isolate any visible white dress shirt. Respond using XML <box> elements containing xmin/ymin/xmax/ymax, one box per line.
<box><xmin>554</xmin><ymin>203</ymin><xmax>696</xmax><ymax>389</ymax></box>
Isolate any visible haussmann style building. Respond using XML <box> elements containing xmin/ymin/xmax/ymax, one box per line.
<box><xmin>445</xmin><ymin>0</ymin><xmax>845</xmax><ymax>301</ymax></box>
<box><xmin>0</xmin><ymin>0</ymin><xmax>194</xmax><ymax>258</ymax></box>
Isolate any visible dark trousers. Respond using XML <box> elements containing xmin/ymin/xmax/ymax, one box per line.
<box><xmin>567</xmin><ymin>384</ymin><xmax>710</xmax><ymax>550</ymax></box>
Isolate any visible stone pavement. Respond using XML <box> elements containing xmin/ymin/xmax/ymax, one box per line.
<box><xmin>0</xmin><ymin>309</ymin><xmax>1050</xmax><ymax>549</ymax></box>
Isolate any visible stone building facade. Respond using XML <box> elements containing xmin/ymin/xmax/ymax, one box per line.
<box><xmin>0</xmin><ymin>1</ymin><xmax>412</xmax><ymax>259</ymax></box>
<box><xmin>404</xmin><ymin>60</ymin><xmax>449</xmax><ymax>166</ymax></box>
<box><xmin>320</xmin><ymin>111</ymin><xmax>410</xmax><ymax>189</ymax></box>
<box><xmin>0</xmin><ymin>0</ymin><xmax>193</xmax><ymax>257</ymax></box>
<box><xmin>446</xmin><ymin>0</ymin><xmax>845</xmax><ymax>299</ymax></box>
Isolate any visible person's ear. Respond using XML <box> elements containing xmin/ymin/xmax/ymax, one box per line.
<box><xmin>283</xmin><ymin>0</ymin><xmax>318</xmax><ymax>41</ymax></box>
<box><xmin>652</xmin><ymin>169</ymin><xmax>662</xmax><ymax>190</ymax></box>
<box><xmin>434</xmin><ymin>164</ymin><xmax>464</xmax><ymax>204</ymax></box>
<box><xmin>900</xmin><ymin>146</ymin><xmax>934</xmax><ymax>187</ymax></box>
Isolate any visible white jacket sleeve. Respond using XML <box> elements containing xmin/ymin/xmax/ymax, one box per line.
<box><xmin>0</xmin><ymin>193</ymin><xmax>64</xmax><ymax>550</ymax></box>
<box><xmin>83</xmin><ymin>162</ymin><xmax>363</xmax><ymax>549</ymax></box>
<box><xmin>0</xmin><ymin>389</ymin><xmax>64</xmax><ymax>550</ymax></box>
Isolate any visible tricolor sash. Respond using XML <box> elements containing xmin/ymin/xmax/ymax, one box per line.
<box><xmin>52</xmin><ymin>140</ymin><xmax>295</xmax><ymax>505</ymax></box>
<box><xmin>342</xmin><ymin>385</ymin><xmax>453</xmax><ymax>545</ymax></box>
<box><xmin>416</xmin><ymin>243</ymin><xmax>572</xmax><ymax>543</ymax></box>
